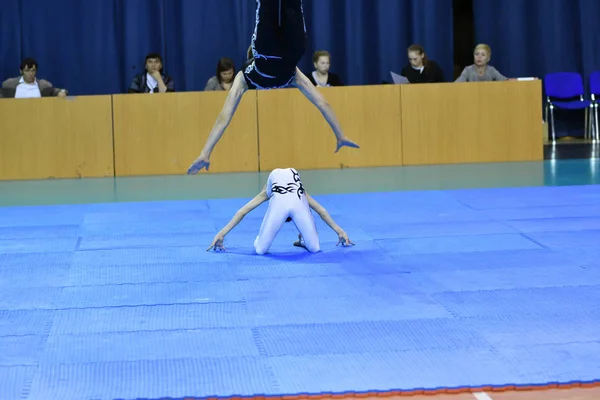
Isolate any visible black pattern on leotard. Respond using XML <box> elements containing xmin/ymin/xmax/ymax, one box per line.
<box><xmin>292</xmin><ymin>169</ymin><xmax>305</xmax><ymax>200</ymax></box>
<box><xmin>271</xmin><ymin>168</ymin><xmax>305</xmax><ymax>200</ymax></box>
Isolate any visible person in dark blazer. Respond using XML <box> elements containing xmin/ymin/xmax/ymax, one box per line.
<box><xmin>400</xmin><ymin>44</ymin><xmax>445</xmax><ymax>84</ymax></box>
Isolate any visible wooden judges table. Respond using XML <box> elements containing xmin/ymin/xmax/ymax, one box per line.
<box><xmin>0</xmin><ymin>80</ymin><xmax>542</xmax><ymax>181</ymax></box>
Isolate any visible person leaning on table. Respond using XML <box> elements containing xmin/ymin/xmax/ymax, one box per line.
<box><xmin>0</xmin><ymin>58</ymin><xmax>68</xmax><ymax>98</ymax></box>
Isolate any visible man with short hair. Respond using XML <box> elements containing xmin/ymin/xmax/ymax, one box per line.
<box><xmin>1</xmin><ymin>58</ymin><xmax>68</xmax><ymax>99</ymax></box>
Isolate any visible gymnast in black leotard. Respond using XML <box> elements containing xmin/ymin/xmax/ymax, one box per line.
<box><xmin>244</xmin><ymin>0</ymin><xmax>307</xmax><ymax>89</ymax></box>
<box><xmin>188</xmin><ymin>0</ymin><xmax>359</xmax><ymax>175</ymax></box>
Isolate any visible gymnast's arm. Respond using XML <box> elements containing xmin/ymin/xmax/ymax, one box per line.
<box><xmin>208</xmin><ymin>188</ymin><xmax>268</xmax><ymax>250</ymax></box>
<box><xmin>305</xmin><ymin>193</ymin><xmax>342</xmax><ymax>234</ymax></box>
<box><xmin>306</xmin><ymin>193</ymin><xmax>353</xmax><ymax>246</ymax></box>
<box><xmin>200</xmin><ymin>71</ymin><xmax>249</xmax><ymax>158</ymax></box>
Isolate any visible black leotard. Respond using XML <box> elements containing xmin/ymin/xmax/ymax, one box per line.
<box><xmin>243</xmin><ymin>0</ymin><xmax>307</xmax><ymax>90</ymax></box>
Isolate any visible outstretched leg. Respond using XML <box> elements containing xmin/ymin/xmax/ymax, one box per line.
<box><xmin>292</xmin><ymin>68</ymin><xmax>360</xmax><ymax>152</ymax></box>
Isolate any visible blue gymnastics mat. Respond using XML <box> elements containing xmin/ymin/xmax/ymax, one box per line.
<box><xmin>1</xmin><ymin>185</ymin><xmax>600</xmax><ymax>399</ymax></box>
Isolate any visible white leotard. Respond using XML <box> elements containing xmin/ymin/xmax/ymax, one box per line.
<box><xmin>254</xmin><ymin>168</ymin><xmax>320</xmax><ymax>254</ymax></box>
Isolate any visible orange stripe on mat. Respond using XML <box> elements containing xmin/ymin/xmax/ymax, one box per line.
<box><xmin>175</xmin><ymin>381</ymin><xmax>600</xmax><ymax>399</ymax></box>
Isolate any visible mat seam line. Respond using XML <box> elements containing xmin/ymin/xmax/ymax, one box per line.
<box><xmin>517</xmin><ymin>232</ymin><xmax>551</xmax><ymax>250</ymax></box>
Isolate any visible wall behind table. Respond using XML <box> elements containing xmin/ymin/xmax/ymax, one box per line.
<box><xmin>0</xmin><ymin>95</ymin><xmax>115</xmax><ymax>180</ymax></box>
<box><xmin>400</xmin><ymin>80</ymin><xmax>544</xmax><ymax>166</ymax></box>
<box><xmin>256</xmin><ymin>85</ymin><xmax>403</xmax><ymax>171</ymax></box>
<box><xmin>111</xmin><ymin>91</ymin><xmax>259</xmax><ymax>176</ymax></box>
<box><xmin>0</xmin><ymin>81</ymin><xmax>544</xmax><ymax>181</ymax></box>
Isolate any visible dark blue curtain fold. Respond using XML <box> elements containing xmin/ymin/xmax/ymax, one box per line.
<box><xmin>473</xmin><ymin>0</ymin><xmax>600</xmax><ymax>137</ymax></box>
<box><xmin>0</xmin><ymin>0</ymin><xmax>23</xmax><ymax>83</ymax></box>
<box><xmin>304</xmin><ymin>0</ymin><xmax>454</xmax><ymax>85</ymax></box>
<box><xmin>1</xmin><ymin>0</ymin><xmax>453</xmax><ymax>95</ymax></box>
<box><xmin>18</xmin><ymin>0</ymin><xmax>121</xmax><ymax>95</ymax></box>
<box><xmin>162</xmin><ymin>0</ymin><xmax>256</xmax><ymax>92</ymax></box>
<box><xmin>473</xmin><ymin>0</ymin><xmax>600</xmax><ymax>82</ymax></box>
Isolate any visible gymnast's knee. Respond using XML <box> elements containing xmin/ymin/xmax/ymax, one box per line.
<box><xmin>254</xmin><ymin>241</ymin><xmax>269</xmax><ymax>255</ymax></box>
<box><xmin>305</xmin><ymin>241</ymin><xmax>320</xmax><ymax>253</ymax></box>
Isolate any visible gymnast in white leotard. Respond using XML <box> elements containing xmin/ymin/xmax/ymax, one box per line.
<box><xmin>207</xmin><ymin>167</ymin><xmax>354</xmax><ymax>254</ymax></box>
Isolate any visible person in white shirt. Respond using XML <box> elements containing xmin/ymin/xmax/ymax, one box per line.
<box><xmin>0</xmin><ymin>58</ymin><xmax>68</xmax><ymax>99</ymax></box>
<box><xmin>207</xmin><ymin>167</ymin><xmax>354</xmax><ymax>254</ymax></box>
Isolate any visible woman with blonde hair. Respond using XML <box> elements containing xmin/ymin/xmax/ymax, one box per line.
<box><xmin>455</xmin><ymin>44</ymin><xmax>507</xmax><ymax>82</ymax></box>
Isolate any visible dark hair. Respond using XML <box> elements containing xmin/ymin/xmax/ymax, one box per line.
<box><xmin>216</xmin><ymin>57</ymin><xmax>236</xmax><ymax>83</ymax></box>
<box><xmin>312</xmin><ymin>50</ymin><xmax>331</xmax><ymax>64</ymax></box>
<box><xmin>407</xmin><ymin>44</ymin><xmax>428</xmax><ymax>66</ymax></box>
<box><xmin>20</xmin><ymin>58</ymin><xmax>38</xmax><ymax>71</ymax></box>
<box><xmin>145</xmin><ymin>53</ymin><xmax>163</xmax><ymax>73</ymax></box>
<box><xmin>145</xmin><ymin>53</ymin><xmax>163</xmax><ymax>63</ymax></box>
<box><xmin>285</xmin><ymin>217</ymin><xmax>292</xmax><ymax>223</ymax></box>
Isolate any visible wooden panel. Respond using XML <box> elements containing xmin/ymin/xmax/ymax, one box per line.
<box><xmin>256</xmin><ymin>85</ymin><xmax>402</xmax><ymax>171</ymax></box>
<box><xmin>400</xmin><ymin>80</ymin><xmax>543</xmax><ymax>165</ymax></box>
<box><xmin>0</xmin><ymin>96</ymin><xmax>114</xmax><ymax>180</ymax></box>
<box><xmin>112</xmin><ymin>91</ymin><xmax>259</xmax><ymax>176</ymax></box>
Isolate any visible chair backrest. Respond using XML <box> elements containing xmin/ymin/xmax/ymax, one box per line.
<box><xmin>589</xmin><ymin>71</ymin><xmax>600</xmax><ymax>95</ymax></box>
<box><xmin>544</xmin><ymin>72</ymin><xmax>584</xmax><ymax>99</ymax></box>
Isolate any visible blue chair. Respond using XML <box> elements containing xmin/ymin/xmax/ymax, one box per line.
<box><xmin>589</xmin><ymin>71</ymin><xmax>600</xmax><ymax>141</ymax></box>
<box><xmin>544</xmin><ymin>72</ymin><xmax>593</xmax><ymax>142</ymax></box>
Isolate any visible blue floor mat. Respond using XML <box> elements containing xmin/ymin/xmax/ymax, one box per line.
<box><xmin>66</xmin><ymin>261</ymin><xmax>236</xmax><ymax>286</ymax></box>
<box><xmin>464</xmin><ymin>310</ymin><xmax>600</xmax><ymax>346</ymax></box>
<box><xmin>1</xmin><ymin>184</ymin><xmax>600</xmax><ymax>399</ymax></box>
<box><xmin>0</xmin><ymin>252</ymin><xmax>73</xmax><ymax>268</ymax></box>
<box><xmin>0</xmin><ymin>310</ymin><xmax>54</xmax><ymax>336</ymax></box>
<box><xmin>406</xmin><ymin>265</ymin><xmax>600</xmax><ymax>293</ymax></box>
<box><xmin>0</xmin><ymin>224</ymin><xmax>80</xmax><ymax>240</ymax></box>
<box><xmin>55</xmin><ymin>281</ymin><xmax>243</xmax><ymax>309</ymax></box>
<box><xmin>493</xmin><ymin>342</ymin><xmax>600</xmax><ymax>384</ymax></box>
<box><xmin>0</xmin><ymin>335</ymin><xmax>47</xmax><ymax>366</ymax></box>
<box><xmin>49</xmin><ymin>303</ymin><xmax>253</xmax><ymax>335</ymax></box>
<box><xmin>375</xmin><ymin>233</ymin><xmax>542</xmax><ymax>255</ymax></box>
<box><xmin>0</xmin><ymin>366</ymin><xmax>37</xmax><ymax>400</ymax></box>
<box><xmin>267</xmin><ymin>348</ymin><xmax>523</xmax><ymax>394</ymax></box>
<box><xmin>25</xmin><ymin>358</ymin><xmax>276</xmax><ymax>400</ymax></box>
<box><xmin>0</xmin><ymin>237</ymin><xmax>78</xmax><ymax>254</ymax></box>
<box><xmin>256</xmin><ymin>318</ymin><xmax>491</xmax><ymax>356</ymax></box>
<box><xmin>0</xmin><ymin>263</ymin><xmax>70</xmax><ymax>289</ymax></box>
<box><xmin>480</xmin><ymin>204</ymin><xmax>600</xmax><ymax>220</ymax></box>
<box><xmin>505</xmin><ymin>216</ymin><xmax>600</xmax><ymax>233</ymax></box>
<box><xmin>41</xmin><ymin>328</ymin><xmax>260</xmax><ymax>364</ymax></box>
<box><xmin>433</xmin><ymin>285</ymin><xmax>600</xmax><ymax>317</ymax></box>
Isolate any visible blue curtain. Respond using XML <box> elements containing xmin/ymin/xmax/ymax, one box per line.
<box><xmin>472</xmin><ymin>0</ymin><xmax>600</xmax><ymax>83</ymax></box>
<box><xmin>304</xmin><ymin>0</ymin><xmax>454</xmax><ymax>86</ymax></box>
<box><xmin>0</xmin><ymin>0</ymin><xmax>22</xmax><ymax>82</ymax></box>
<box><xmin>1</xmin><ymin>0</ymin><xmax>453</xmax><ymax>95</ymax></box>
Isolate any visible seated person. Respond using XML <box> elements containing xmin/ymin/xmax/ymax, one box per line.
<box><xmin>307</xmin><ymin>50</ymin><xmax>343</xmax><ymax>87</ymax></box>
<box><xmin>400</xmin><ymin>44</ymin><xmax>445</xmax><ymax>83</ymax></box>
<box><xmin>1</xmin><ymin>58</ymin><xmax>67</xmax><ymax>98</ymax></box>
<box><xmin>204</xmin><ymin>57</ymin><xmax>236</xmax><ymax>91</ymax></box>
<box><xmin>455</xmin><ymin>44</ymin><xmax>507</xmax><ymax>82</ymax></box>
<box><xmin>128</xmin><ymin>53</ymin><xmax>174</xmax><ymax>93</ymax></box>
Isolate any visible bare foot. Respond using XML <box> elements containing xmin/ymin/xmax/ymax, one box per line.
<box><xmin>335</xmin><ymin>137</ymin><xmax>360</xmax><ymax>153</ymax></box>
